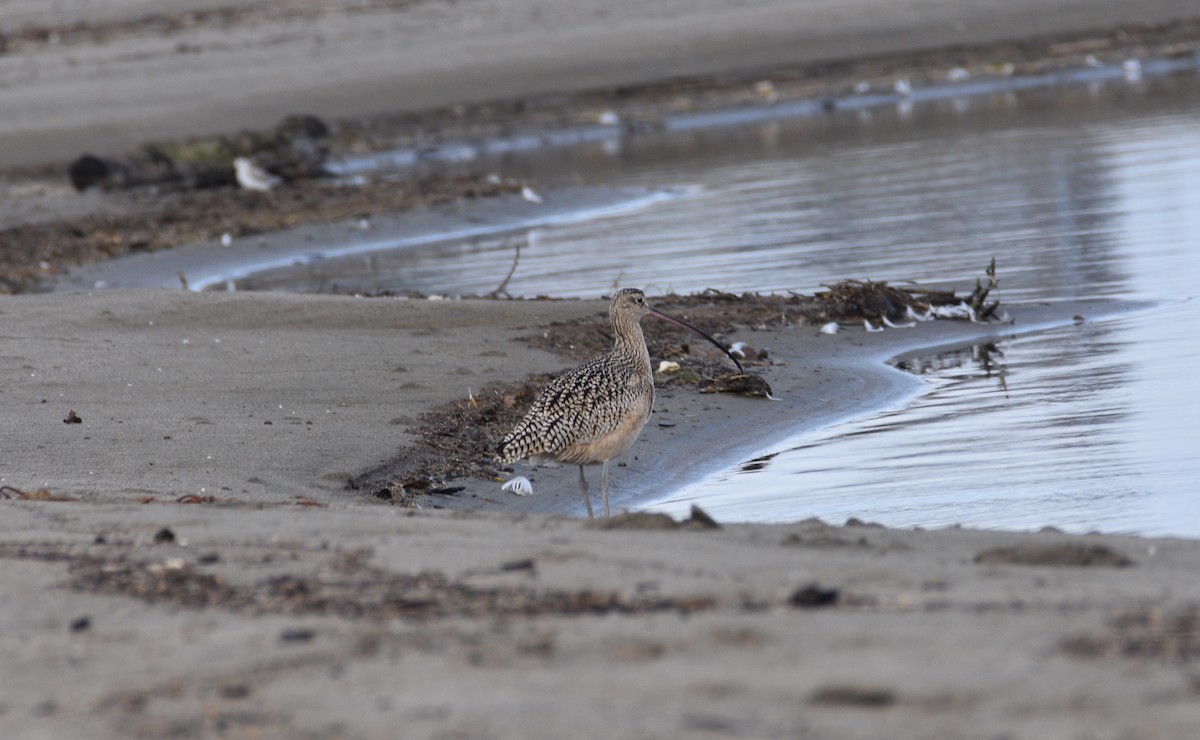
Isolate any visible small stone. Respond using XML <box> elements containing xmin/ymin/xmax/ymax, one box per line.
<box><xmin>789</xmin><ymin>584</ymin><xmax>839</xmax><ymax>608</ymax></box>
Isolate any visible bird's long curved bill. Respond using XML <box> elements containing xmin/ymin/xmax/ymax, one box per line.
<box><xmin>647</xmin><ymin>308</ymin><xmax>744</xmax><ymax>373</ymax></box>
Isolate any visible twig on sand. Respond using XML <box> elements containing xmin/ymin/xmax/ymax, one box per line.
<box><xmin>488</xmin><ymin>237</ymin><xmax>524</xmax><ymax>299</ymax></box>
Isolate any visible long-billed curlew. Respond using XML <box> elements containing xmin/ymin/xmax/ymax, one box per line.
<box><xmin>496</xmin><ymin>288</ymin><xmax>743</xmax><ymax>518</ymax></box>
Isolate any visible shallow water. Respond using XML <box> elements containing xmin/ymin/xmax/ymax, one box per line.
<box><xmin>641</xmin><ymin>76</ymin><xmax>1200</xmax><ymax>536</ymax></box>
<box><xmin>652</xmin><ymin>305</ymin><xmax>1199</xmax><ymax>536</ymax></box>
<box><xmin>245</xmin><ymin>69</ymin><xmax>1200</xmax><ymax>536</ymax></box>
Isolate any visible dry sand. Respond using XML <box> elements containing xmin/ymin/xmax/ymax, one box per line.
<box><xmin>2</xmin><ymin>1</ymin><xmax>1200</xmax><ymax>738</ymax></box>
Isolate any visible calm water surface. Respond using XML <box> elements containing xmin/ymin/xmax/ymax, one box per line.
<box><xmin>245</xmin><ymin>71</ymin><xmax>1200</xmax><ymax>536</ymax></box>
<box><xmin>643</xmin><ymin>77</ymin><xmax>1200</xmax><ymax>537</ymax></box>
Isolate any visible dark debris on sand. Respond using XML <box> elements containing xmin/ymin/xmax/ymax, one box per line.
<box><xmin>56</xmin><ymin>547</ymin><xmax>716</xmax><ymax>621</ymax></box>
<box><xmin>352</xmin><ymin>294</ymin><xmax>775</xmax><ymax>503</ymax></box>
<box><xmin>651</xmin><ymin>258</ymin><xmax>1002</xmax><ymax>330</ymax></box>
<box><xmin>353</xmin><ymin>264</ymin><xmax>1002</xmax><ymax>504</ymax></box>
<box><xmin>0</xmin><ymin>171</ymin><xmax>521</xmax><ymax>294</ymax></box>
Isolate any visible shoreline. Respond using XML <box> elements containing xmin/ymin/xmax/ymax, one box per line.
<box><xmin>355</xmin><ymin>296</ymin><xmax>1153</xmax><ymax>521</ymax></box>
<box><xmin>3</xmin><ymin>15</ymin><xmax>1198</xmax><ymax>293</ymax></box>
<box><xmin>1</xmin><ymin>287</ymin><xmax>1147</xmax><ymax>522</ymax></box>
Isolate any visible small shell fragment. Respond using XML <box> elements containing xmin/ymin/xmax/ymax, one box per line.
<box><xmin>819</xmin><ymin>322</ymin><xmax>840</xmax><ymax>335</ymax></box>
<box><xmin>502</xmin><ymin>476</ymin><xmax>533</xmax><ymax>496</ymax></box>
<box><xmin>657</xmin><ymin>360</ymin><xmax>681</xmax><ymax>374</ymax></box>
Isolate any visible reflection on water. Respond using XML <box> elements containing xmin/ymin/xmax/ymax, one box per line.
<box><xmin>639</xmin><ymin>75</ymin><xmax>1200</xmax><ymax>535</ymax></box>
<box><xmin>242</xmin><ymin>69</ymin><xmax>1200</xmax><ymax>536</ymax></box>
<box><xmin>650</xmin><ymin>312</ymin><xmax>1199</xmax><ymax>535</ymax></box>
<box><xmin>239</xmin><ymin>71</ymin><xmax>1200</xmax><ymax>306</ymax></box>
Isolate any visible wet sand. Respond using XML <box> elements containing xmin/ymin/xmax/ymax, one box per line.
<box><xmin>3</xmin><ymin>1</ymin><xmax>1200</xmax><ymax>737</ymax></box>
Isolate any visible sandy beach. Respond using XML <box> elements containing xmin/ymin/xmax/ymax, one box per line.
<box><xmin>3</xmin><ymin>1</ymin><xmax>1200</xmax><ymax>738</ymax></box>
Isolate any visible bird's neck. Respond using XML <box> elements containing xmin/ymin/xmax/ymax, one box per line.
<box><xmin>611</xmin><ymin>314</ymin><xmax>651</xmax><ymax>370</ymax></box>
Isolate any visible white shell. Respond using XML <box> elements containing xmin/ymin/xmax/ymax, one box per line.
<box><xmin>501</xmin><ymin>476</ymin><xmax>533</xmax><ymax>496</ymax></box>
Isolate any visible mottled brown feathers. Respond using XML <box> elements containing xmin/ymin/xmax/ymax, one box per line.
<box><xmin>496</xmin><ymin>352</ymin><xmax>652</xmax><ymax>463</ymax></box>
<box><xmin>496</xmin><ymin>289</ymin><xmax>655</xmax><ymax>466</ymax></box>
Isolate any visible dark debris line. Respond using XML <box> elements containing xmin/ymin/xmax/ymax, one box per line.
<box><xmin>60</xmin><ymin>552</ymin><xmax>715</xmax><ymax>621</ymax></box>
<box><xmin>353</xmin><ymin>262</ymin><xmax>1002</xmax><ymax>503</ymax></box>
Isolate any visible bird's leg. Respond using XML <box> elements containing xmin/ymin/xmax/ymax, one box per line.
<box><xmin>601</xmin><ymin>459</ymin><xmax>611</xmax><ymax>518</ymax></box>
<box><xmin>578</xmin><ymin>465</ymin><xmax>594</xmax><ymax>518</ymax></box>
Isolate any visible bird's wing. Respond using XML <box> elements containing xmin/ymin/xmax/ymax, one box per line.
<box><xmin>497</xmin><ymin>359</ymin><xmax>628</xmax><ymax>462</ymax></box>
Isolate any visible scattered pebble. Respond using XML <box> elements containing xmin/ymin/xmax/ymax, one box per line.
<box><xmin>686</xmin><ymin>505</ymin><xmax>720</xmax><ymax>530</ymax></box>
<box><xmin>219</xmin><ymin>684</ymin><xmax>252</xmax><ymax>700</ymax></box>
<box><xmin>789</xmin><ymin>584</ymin><xmax>840</xmax><ymax>608</ymax></box>
<box><xmin>499</xmin><ymin>558</ymin><xmax>536</xmax><ymax>572</ymax></box>
<box><xmin>279</xmin><ymin>627</ymin><xmax>317</xmax><ymax>643</ymax></box>
<box><xmin>810</xmin><ymin>685</ymin><xmax>896</xmax><ymax>707</ymax></box>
